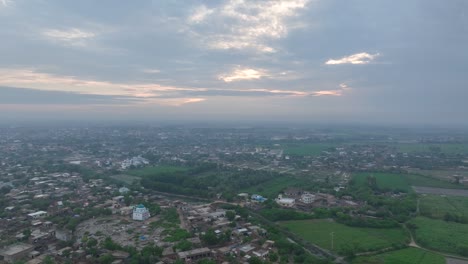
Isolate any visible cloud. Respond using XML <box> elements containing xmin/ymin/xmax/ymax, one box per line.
<box><xmin>188</xmin><ymin>5</ymin><xmax>214</xmax><ymax>24</ymax></box>
<box><xmin>142</xmin><ymin>69</ymin><xmax>161</xmax><ymax>74</ymax></box>
<box><xmin>219</xmin><ymin>67</ymin><xmax>269</xmax><ymax>82</ymax></box>
<box><xmin>0</xmin><ymin>0</ymin><xmax>12</xmax><ymax>7</ymax></box>
<box><xmin>0</xmin><ymin>86</ymin><xmax>141</xmax><ymax>105</ymax></box>
<box><xmin>325</xmin><ymin>52</ymin><xmax>380</xmax><ymax>65</ymax></box>
<box><xmin>187</xmin><ymin>0</ymin><xmax>309</xmax><ymax>53</ymax></box>
<box><xmin>0</xmin><ymin>68</ymin><xmax>350</xmax><ymax>108</ymax></box>
<box><xmin>312</xmin><ymin>90</ymin><xmax>342</xmax><ymax>96</ymax></box>
<box><xmin>42</xmin><ymin>28</ymin><xmax>96</xmax><ymax>47</ymax></box>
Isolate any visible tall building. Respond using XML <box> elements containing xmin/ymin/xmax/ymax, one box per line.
<box><xmin>132</xmin><ymin>204</ymin><xmax>150</xmax><ymax>221</ymax></box>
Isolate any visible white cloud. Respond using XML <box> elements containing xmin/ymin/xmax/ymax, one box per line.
<box><xmin>187</xmin><ymin>0</ymin><xmax>309</xmax><ymax>53</ymax></box>
<box><xmin>219</xmin><ymin>67</ymin><xmax>269</xmax><ymax>82</ymax></box>
<box><xmin>0</xmin><ymin>0</ymin><xmax>12</xmax><ymax>7</ymax></box>
<box><xmin>188</xmin><ymin>5</ymin><xmax>214</xmax><ymax>24</ymax></box>
<box><xmin>326</xmin><ymin>52</ymin><xmax>380</xmax><ymax>65</ymax></box>
<box><xmin>142</xmin><ymin>69</ymin><xmax>161</xmax><ymax>74</ymax></box>
<box><xmin>42</xmin><ymin>28</ymin><xmax>96</xmax><ymax>47</ymax></box>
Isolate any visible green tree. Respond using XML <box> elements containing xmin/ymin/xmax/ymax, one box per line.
<box><xmin>226</xmin><ymin>210</ymin><xmax>236</xmax><ymax>221</ymax></box>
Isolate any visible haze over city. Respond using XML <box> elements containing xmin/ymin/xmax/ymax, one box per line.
<box><xmin>1</xmin><ymin>0</ymin><xmax>467</xmax><ymax>125</ymax></box>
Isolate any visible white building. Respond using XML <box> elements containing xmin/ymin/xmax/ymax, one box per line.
<box><xmin>119</xmin><ymin>187</ymin><xmax>130</xmax><ymax>194</ymax></box>
<box><xmin>27</xmin><ymin>211</ymin><xmax>47</xmax><ymax>220</ymax></box>
<box><xmin>301</xmin><ymin>193</ymin><xmax>316</xmax><ymax>204</ymax></box>
<box><xmin>275</xmin><ymin>195</ymin><xmax>295</xmax><ymax>207</ymax></box>
<box><xmin>121</xmin><ymin>156</ymin><xmax>149</xmax><ymax>169</ymax></box>
<box><xmin>132</xmin><ymin>204</ymin><xmax>150</xmax><ymax>221</ymax></box>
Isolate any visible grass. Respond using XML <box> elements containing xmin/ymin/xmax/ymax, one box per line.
<box><xmin>280</xmin><ymin>219</ymin><xmax>409</xmax><ymax>253</ymax></box>
<box><xmin>127</xmin><ymin>165</ymin><xmax>187</xmax><ymax>177</ymax></box>
<box><xmin>419</xmin><ymin>194</ymin><xmax>468</xmax><ymax>219</ymax></box>
<box><xmin>410</xmin><ymin>216</ymin><xmax>468</xmax><ymax>254</ymax></box>
<box><xmin>353</xmin><ymin>172</ymin><xmax>411</xmax><ymax>192</ymax></box>
<box><xmin>352</xmin><ymin>247</ymin><xmax>445</xmax><ymax>264</ymax></box>
<box><xmin>110</xmin><ymin>174</ymin><xmax>140</xmax><ymax>184</ymax></box>
<box><xmin>353</xmin><ymin>172</ymin><xmax>463</xmax><ymax>192</ymax></box>
<box><xmin>241</xmin><ymin>176</ymin><xmax>309</xmax><ymax>198</ymax></box>
<box><xmin>283</xmin><ymin>143</ymin><xmax>337</xmax><ymax>156</ymax></box>
<box><xmin>397</xmin><ymin>143</ymin><xmax>468</xmax><ymax>154</ymax></box>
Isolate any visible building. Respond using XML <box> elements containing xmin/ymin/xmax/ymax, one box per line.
<box><xmin>177</xmin><ymin>247</ymin><xmax>212</xmax><ymax>262</ymax></box>
<box><xmin>275</xmin><ymin>195</ymin><xmax>295</xmax><ymax>207</ymax></box>
<box><xmin>251</xmin><ymin>194</ymin><xmax>267</xmax><ymax>203</ymax></box>
<box><xmin>0</xmin><ymin>243</ymin><xmax>34</xmax><ymax>263</ymax></box>
<box><xmin>27</xmin><ymin>211</ymin><xmax>47</xmax><ymax>220</ymax></box>
<box><xmin>301</xmin><ymin>193</ymin><xmax>315</xmax><ymax>204</ymax></box>
<box><xmin>119</xmin><ymin>187</ymin><xmax>130</xmax><ymax>194</ymax></box>
<box><xmin>132</xmin><ymin>204</ymin><xmax>150</xmax><ymax>221</ymax></box>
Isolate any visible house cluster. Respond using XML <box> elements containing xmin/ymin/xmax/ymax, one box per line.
<box><xmin>175</xmin><ymin>202</ymin><xmax>277</xmax><ymax>263</ymax></box>
<box><xmin>274</xmin><ymin>188</ymin><xmax>361</xmax><ymax>210</ymax></box>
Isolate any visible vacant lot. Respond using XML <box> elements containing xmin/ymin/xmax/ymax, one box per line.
<box><xmin>352</xmin><ymin>247</ymin><xmax>445</xmax><ymax>264</ymax></box>
<box><xmin>353</xmin><ymin>172</ymin><xmax>463</xmax><ymax>192</ymax></box>
<box><xmin>410</xmin><ymin>217</ymin><xmax>468</xmax><ymax>255</ymax></box>
<box><xmin>280</xmin><ymin>219</ymin><xmax>408</xmax><ymax>253</ymax></box>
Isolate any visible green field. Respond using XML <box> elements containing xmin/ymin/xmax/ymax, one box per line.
<box><xmin>127</xmin><ymin>166</ymin><xmax>187</xmax><ymax>177</ymax></box>
<box><xmin>281</xmin><ymin>219</ymin><xmax>409</xmax><ymax>253</ymax></box>
<box><xmin>420</xmin><ymin>195</ymin><xmax>468</xmax><ymax>219</ymax></box>
<box><xmin>410</xmin><ymin>216</ymin><xmax>468</xmax><ymax>255</ymax></box>
<box><xmin>352</xmin><ymin>248</ymin><xmax>445</xmax><ymax>264</ymax></box>
<box><xmin>241</xmin><ymin>176</ymin><xmax>309</xmax><ymax>198</ymax></box>
<box><xmin>353</xmin><ymin>172</ymin><xmax>463</xmax><ymax>192</ymax></box>
<box><xmin>283</xmin><ymin>143</ymin><xmax>337</xmax><ymax>156</ymax></box>
<box><xmin>110</xmin><ymin>174</ymin><xmax>141</xmax><ymax>184</ymax></box>
<box><xmin>397</xmin><ymin>143</ymin><xmax>468</xmax><ymax>154</ymax></box>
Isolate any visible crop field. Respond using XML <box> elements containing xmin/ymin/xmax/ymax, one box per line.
<box><xmin>407</xmin><ymin>169</ymin><xmax>468</xmax><ymax>182</ymax></box>
<box><xmin>127</xmin><ymin>166</ymin><xmax>187</xmax><ymax>177</ymax></box>
<box><xmin>283</xmin><ymin>143</ymin><xmax>337</xmax><ymax>156</ymax></box>
<box><xmin>410</xmin><ymin>217</ymin><xmax>468</xmax><ymax>254</ymax></box>
<box><xmin>280</xmin><ymin>219</ymin><xmax>408</xmax><ymax>253</ymax></box>
<box><xmin>352</xmin><ymin>248</ymin><xmax>445</xmax><ymax>264</ymax></box>
<box><xmin>419</xmin><ymin>194</ymin><xmax>468</xmax><ymax>219</ymax></box>
<box><xmin>396</xmin><ymin>143</ymin><xmax>468</xmax><ymax>154</ymax></box>
<box><xmin>353</xmin><ymin>172</ymin><xmax>463</xmax><ymax>192</ymax></box>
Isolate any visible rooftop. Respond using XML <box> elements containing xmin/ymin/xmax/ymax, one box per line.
<box><xmin>0</xmin><ymin>243</ymin><xmax>34</xmax><ymax>256</ymax></box>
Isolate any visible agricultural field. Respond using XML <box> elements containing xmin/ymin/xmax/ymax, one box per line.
<box><xmin>283</xmin><ymin>143</ymin><xmax>337</xmax><ymax>156</ymax></box>
<box><xmin>280</xmin><ymin>219</ymin><xmax>409</xmax><ymax>253</ymax></box>
<box><xmin>127</xmin><ymin>166</ymin><xmax>187</xmax><ymax>177</ymax></box>
<box><xmin>407</xmin><ymin>169</ymin><xmax>468</xmax><ymax>182</ymax></box>
<box><xmin>419</xmin><ymin>194</ymin><xmax>468</xmax><ymax>219</ymax></box>
<box><xmin>396</xmin><ymin>143</ymin><xmax>468</xmax><ymax>154</ymax></box>
<box><xmin>352</xmin><ymin>247</ymin><xmax>445</xmax><ymax>264</ymax></box>
<box><xmin>353</xmin><ymin>172</ymin><xmax>464</xmax><ymax>192</ymax></box>
<box><xmin>410</xmin><ymin>217</ymin><xmax>468</xmax><ymax>255</ymax></box>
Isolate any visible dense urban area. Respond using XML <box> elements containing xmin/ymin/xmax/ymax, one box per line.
<box><xmin>2</xmin><ymin>125</ymin><xmax>468</xmax><ymax>264</ymax></box>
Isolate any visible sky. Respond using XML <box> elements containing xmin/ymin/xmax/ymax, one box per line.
<box><xmin>0</xmin><ymin>0</ymin><xmax>467</xmax><ymax>125</ymax></box>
